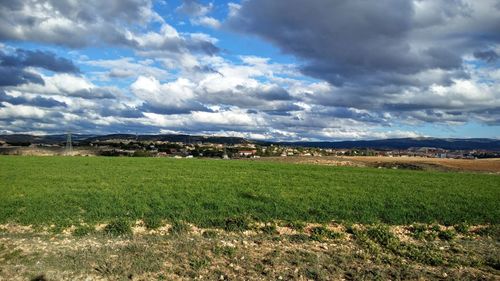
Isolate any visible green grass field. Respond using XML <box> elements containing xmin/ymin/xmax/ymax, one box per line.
<box><xmin>0</xmin><ymin>156</ymin><xmax>499</xmax><ymax>227</ymax></box>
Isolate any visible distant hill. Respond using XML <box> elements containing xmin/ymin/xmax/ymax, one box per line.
<box><xmin>85</xmin><ymin>134</ymin><xmax>251</xmax><ymax>145</ymax></box>
<box><xmin>1</xmin><ymin>134</ymin><xmax>499</xmax><ymax>150</ymax></box>
<box><xmin>0</xmin><ymin>134</ymin><xmax>251</xmax><ymax>146</ymax></box>
<box><xmin>278</xmin><ymin>138</ymin><xmax>500</xmax><ymax>150</ymax></box>
<box><xmin>0</xmin><ymin>134</ymin><xmax>95</xmax><ymax>144</ymax></box>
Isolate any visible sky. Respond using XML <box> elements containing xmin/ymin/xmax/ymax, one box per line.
<box><xmin>0</xmin><ymin>0</ymin><xmax>499</xmax><ymax>141</ymax></box>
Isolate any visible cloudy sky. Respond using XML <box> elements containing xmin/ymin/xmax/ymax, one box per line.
<box><xmin>0</xmin><ymin>0</ymin><xmax>499</xmax><ymax>140</ymax></box>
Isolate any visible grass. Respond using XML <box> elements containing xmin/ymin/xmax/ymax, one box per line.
<box><xmin>104</xmin><ymin>219</ymin><xmax>132</xmax><ymax>236</ymax></box>
<box><xmin>310</xmin><ymin>226</ymin><xmax>344</xmax><ymax>241</ymax></box>
<box><xmin>73</xmin><ymin>224</ymin><xmax>95</xmax><ymax>237</ymax></box>
<box><xmin>438</xmin><ymin>229</ymin><xmax>456</xmax><ymax>241</ymax></box>
<box><xmin>0</xmin><ymin>156</ymin><xmax>499</xmax><ymax>227</ymax></box>
<box><xmin>170</xmin><ymin>220</ymin><xmax>190</xmax><ymax>235</ymax></box>
<box><xmin>143</xmin><ymin>216</ymin><xmax>162</xmax><ymax>230</ymax></box>
<box><xmin>260</xmin><ymin>224</ymin><xmax>278</xmax><ymax>235</ymax></box>
<box><xmin>1</xmin><ymin>223</ymin><xmax>499</xmax><ymax>280</ymax></box>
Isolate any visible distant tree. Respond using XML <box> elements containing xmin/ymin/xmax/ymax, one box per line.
<box><xmin>132</xmin><ymin>150</ymin><xmax>153</xmax><ymax>157</ymax></box>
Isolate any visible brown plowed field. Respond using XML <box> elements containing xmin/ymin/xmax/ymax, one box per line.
<box><xmin>252</xmin><ymin>156</ymin><xmax>500</xmax><ymax>173</ymax></box>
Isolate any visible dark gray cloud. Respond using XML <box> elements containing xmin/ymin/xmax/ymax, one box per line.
<box><xmin>226</xmin><ymin>0</ymin><xmax>500</xmax><ymax>128</ymax></box>
<box><xmin>1</xmin><ymin>0</ymin><xmax>499</xmax><ymax>139</ymax></box>
<box><xmin>200</xmin><ymin>85</ymin><xmax>292</xmax><ymax>105</ymax></box>
<box><xmin>227</xmin><ymin>0</ymin><xmax>499</xmax><ymax>87</ymax></box>
<box><xmin>69</xmin><ymin>88</ymin><xmax>115</xmax><ymax>100</ymax></box>
<box><xmin>99</xmin><ymin>106</ymin><xmax>144</xmax><ymax>118</ymax></box>
<box><xmin>474</xmin><ymin>50</ymin><xmax>499</xmax><ymax>63</ymax></box>
<box><xmin>0</xmin><ymin>0</ymin><xmax>219</xmax><ymax>56</ymax></box>
<box><xmin>0</xmin><ymin>90</ymin><xmax>66</xmax><ymax>108</ymax></box>
<box><xmin>185</xmin><ymin>39</ymin><xmax>220</xmax><ymax>56</ymax></box>
<box><xmin>1</xmin><ymin>49</ymin><xmax>79</xmax><ymax>73</ymax></box>
<box><xmin>310</xmin><ymin>106</ymin><xmax>386</xmax><ymax>124</ymax></box>
<box><xmin>140</xmin><ymin>101</ymin><xmax>209</xmax><ymax>115</ymax></box>
<box><xmin>0</xmin><ymin>48</ymin><xmax>79</xmax><ymax>86</ymax></box>
<box><xmin>0</xmin><ymin>0</ymin><xmax>153</xmax><ymax>47</ymax></box>
<box><xmin>176</xmin><ymin>0</ymin><xmax>212</xmax><ymax>17</ymax></box>
<box><xmin>228</xmin><ymin>0</ymin><xmax>415</xmax><ymax>85</ymax></box>
<box><xmin>0</xmin><ymin>66</ymin><xmax>44</xmax><ymax>86</ymax></box>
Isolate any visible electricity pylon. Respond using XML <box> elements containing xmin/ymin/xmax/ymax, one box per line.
<box><xmin>65</xmin><ymin>132</ymin><xmax>73</xmax><ymax>155</ymax></box>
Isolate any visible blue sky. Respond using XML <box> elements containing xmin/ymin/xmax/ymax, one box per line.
<box><xmin>0</xmin><ymin>0</ymin><xmax>499</xmax><ymax>140</ymax></box>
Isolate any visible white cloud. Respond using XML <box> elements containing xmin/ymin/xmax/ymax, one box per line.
<box><xmin>1</xmin><ymin>0</ymin><xmax>499</xmax><ymax>139</ymax></box>
<box><xmin>131</xmin><ymin>76</ymin><xmax>204</xmax><ymax>113</ymax></box>
<box><xmin>191</xmin><ymin>16</ymin><xmax>221</xmax><ymax>29</ymax></box>
<box><xmin>227</xmin><ymin>2</ymin><xmax>241</xmax><ymax>18</ymax></box>
<box><xmin>177</xmin><ymin>0</ymin><xmax>213</xmax><ymax>17</ymax></box>
<box><xmin>15</xmin><ymin>73</ymin><xmax>90</xmax><ymax>94</ymax></box>
<box><xmin>191</xmin><ymin>108</ymin><xmax>262</xmax><ymax>126</ymax></box>
<box><xmin>0</xmin><ymin>103</ymin><xmax>49</xmax><ymax>119</ymax></box>
<box><xmin>84</xmin><ymin>57</ymin><xmax>171</xmax><ymax>80</ymax></box>
<box><xmin>10</xmin><ymin>72</ymin><xmax>116</xmax><ymax>99</ymax></box>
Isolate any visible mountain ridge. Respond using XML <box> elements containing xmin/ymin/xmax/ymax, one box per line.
<box><xmin>0</xmin><ymin>134</ymin><xmax>499</xmax><ymax>150</ymax></box>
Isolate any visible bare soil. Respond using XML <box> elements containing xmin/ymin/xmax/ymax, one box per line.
<box><xmin>1</xmin><ymin>222</ymin><xmax>498</xmax><ymax>280</ymax></box>
<box><xmin>252</xmin><ymin>156</ymin><xmax>500</xmax><ymax>173</ymax></box>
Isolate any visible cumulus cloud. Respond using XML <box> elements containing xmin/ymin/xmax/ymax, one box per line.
<box><xmin>131</xmin><ymin>76</ymin><xmax>207</xmax><ymax>114</ymax></box>
<box><xmin>0</xmin><ymin>0</ymin><xmax>218</xmax><ymax>57</ymax></box>
<box><xmin>177</xmin><ymin>0</ymin><xmax>213</xmax><ymax>17</ymax></box>
<box><xmin>84</xmin><ymin>57</ymin><xmax>170</xmax><ymax>80</ymax></box>
<box><xmin>0</xmin><ymin>66</ymin><xmax>44</xmax><ymax>87</ymax></box>
<box><xmin>0</xmin><ymin>0</ymin><xmax>158</xmax><ymax>47</ymax></box>
<box><xmin>177</xmin><ymin>1</ymin><xmax>221</xmax><ymax>29</ymax></box>
<box><xmin>191</xmin><ymin>16</ymin><xmax>221</xmax><ymax>29</ymax></box>
<box><xmin>13</xmin><ymin>73</ymin><xmax>116</xmax><ymax>100</ymax></box>
<box><xmin>0</xmin><ymin>90</ymin><xmax>66</xmax><ymax>108</ymax></box>
<box><xmin>0</xmin><ymin>48</ymin><xmax>79</xmax><ymax>86</ymax></box>
<box><xmin>227</xmin><ymin>0</ymin><xmax>499</xmax><ymax>85</ymax></box>
<box><xmin>1</xmin><ymin>0</ymin><xmax>499</xmax><ymax>139</ymax></box>
<box><xmin>1</xmin><ymin>49</ymin><xmax>79</xmax><ymax>73</ymax></box>
<box><xmin>473</xmin><ymin>50</ymin><xmax>499</xmax><ymax>63</ymax></box>
<box><xmin>226</xmin><ymin>0</ymin><xmax>500</xmax><ymax>127</ymax></box>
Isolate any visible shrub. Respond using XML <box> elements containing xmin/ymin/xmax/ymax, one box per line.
<box><xmin>410</xmin><ymin>223</ymin><xmax>431</xmax><ymax>240</ymax></box>
<box><xmin>222</xmin><ymin>216</ymin><xmax>251</xmax><ymax>232</ymax></box>
<box><xmin>143</xmin><ymin>216</ymin><xmax>162</xmax><ymax>229</ymax></box>
<box><xmin>305</xmin><ymin>268</ymin><xmax>320</xmax><ymax>280</ymax></box>
<box><xmin>202</xmin><ymin>230</ymin><xmax>218</xmax><ymax>238</ymax></box>
<box><xmin>485</xmin><ymin>255</ymin><xmax>500</xmax><ymax>270</ymax></box>
<box><xmin>170</xmin><ymin>220</ymin><xmax>190</xmax><ymax>235</ymax></box>
<box><xmin>288</xmin><ymin>234</ymin><xmax>311</xmax><ymax>243</ymax></box>
<box><xmin>366</xmin><ymin>225</ymin><xmax>397</xmax><ymax>247</ymax></box>
<box><xmin>132</xmin><ymin>150</ymin><xmax>152</xmax><ymax>157</ymax></box>
<box><xmin>73</xmin><ymin>225</ymin><xmax>94</xmax><ymax>237</ymax></box>
<box><xmin>261</xmin><ymin>224</ymin><xmax>278</xmax><ymax>235</ymax></box>
<box><xmin>310</xmin><ymin>226</ymin><xmax>343</xmax><ymax>241</ymax></box>
<box><xmin>454</xmin><ymin>222</ymin><xmax>469</xmax><ymax>234</ymax></box>
<box><xmin>189</xmin><ymin>257</ymin><xmax>210</xmax><ymax>271</ymax></box>
<box><xmin>206</xmin><ymin>216</ymin><xmax>251</xmax><ymax>232</ymax></box>
<box><xmin>430</xmin><ymin>224</ymin><xmax>441</xmax><ymax>232</ymax></box>
<box><xmin>475</xmin><ymin>225</ymin><xmax>500</xmax><ymax>240</ymax></box>
<box><xmin>212</xmin><ymin>245</ymin><xmax>236</xmax><ymax>257</ymax></box>
<box><xmin>286</xmin><ymin>220</ymin><xmax>306</xmax><ymax>231</ymax></box>
<box><xmin>345</xmin><ymin>224</ymin><xmax>357</xmax><ymax>234</ymax></box>
<box><xmin>399</xmin><ymin>243</ymin><xmax>444</xmax><ymax>266</ymax></box>
<box><xmin>104</xmin><ymin>219</ymin><xmax>132</xmax><ymax>236</ymax></box>
<box><xmin>438</xmin><ymin>229</ymin><xmax>456</xmax><ymax>241</ymax></box>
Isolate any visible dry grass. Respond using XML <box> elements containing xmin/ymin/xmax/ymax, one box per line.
<box><xmin>253</xmin><ymin>156</ymin><xmax>500</xmax><ymax>173</ymax></box>
<box><xmin>0</xmin><ymin>222</ymin><xmax>499</xmax><ymax>280</ymax></box>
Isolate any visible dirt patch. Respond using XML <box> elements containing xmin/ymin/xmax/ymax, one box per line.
<box><xmin>345</xmin><ymin>156</ymin><xmax>500</xmax><ymax>173</ymax></box>
<box><xmin>252</xmin><ymin>156</ymin><xmax>500</xmax><ymax>173</ymax></box>
<box><xmin>1</xmin><ymin>222</ymin><xmax>498</xmax><ymax>280</ymax></box>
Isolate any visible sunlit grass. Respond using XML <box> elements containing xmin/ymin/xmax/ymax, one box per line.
<box><xmin>0</xmin><ymin>156</ymin><xmax>498</xmax><ymax>227</ymax></box>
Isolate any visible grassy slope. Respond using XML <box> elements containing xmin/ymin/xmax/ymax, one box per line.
<box><xmin>0</xmin><ymin>156</ymin><xmax>499</xmax><ymax>226</ymax></box>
